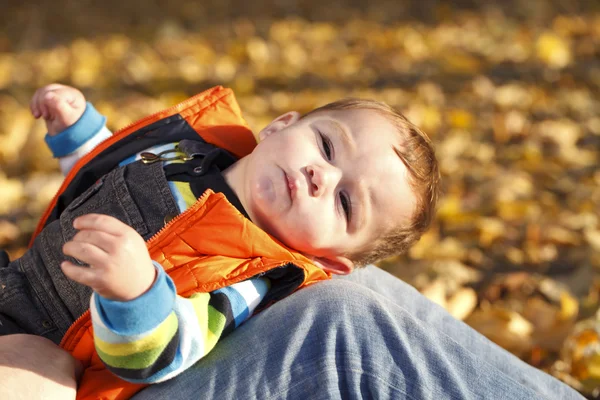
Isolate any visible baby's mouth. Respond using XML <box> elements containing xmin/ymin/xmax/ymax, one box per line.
<box><xmin>284</xmin><ymin>171</ymin><xmax>298</xmax><ymax>201</ymax></box>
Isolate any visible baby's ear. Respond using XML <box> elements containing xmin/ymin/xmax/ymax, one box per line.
<box><xmin>310</xmin><ymin>255</ymin><xmax>354</xmax><ymax>275</ymax></box>
<box><xmin>258</xmin><ymin>111</ymin><xmax>300</xmax><ymax>141</ymax></box>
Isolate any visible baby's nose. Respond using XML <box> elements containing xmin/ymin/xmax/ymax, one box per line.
<box><xmin>307</xmin><ymin>165</ymin><xmax>331</xmax><ymax>197</ymax></box>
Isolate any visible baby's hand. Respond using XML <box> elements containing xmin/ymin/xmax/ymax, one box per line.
<box><xmin>30</xmin><ymin>84</ymin><xmax>86</xmax><ymax>136</ymax></box>
<box><xmin>61</xmin><ymin>214</ymin><xmax>157</xmax><ymax>302</ymax></box>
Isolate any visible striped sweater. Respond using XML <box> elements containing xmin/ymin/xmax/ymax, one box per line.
<box><xmin>90</xmin><ymin>265</ymin><xmax>270</xmax><ymax>383</ymax></box>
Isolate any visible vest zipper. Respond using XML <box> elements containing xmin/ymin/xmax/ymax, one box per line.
<box><xmin>59</xmin><ymin>189</ymin><xmax>214</xmax><ymax>350</ymax></box>
<box><xmin>144</xmin><ymin>189</ymin><xmax>213</xmax><ymax>248</ymax></box>
<box><xmin>59</xmin><ymin>308</ymin><xmax>90</xmax><ymax>350</ymax></box>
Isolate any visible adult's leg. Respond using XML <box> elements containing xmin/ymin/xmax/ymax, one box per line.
<box><xmin>338</xmin><ymin>265</ymin><xmax>577</xmax><ymax>396</ymax></box>
<box><xmin>0</xmin><ymin>334</ymin><xmax>80</xmax><ymax>400</ymax></box>
<box><xmin>131</xmin><ymin>269</ymin><xmax>583</xmax><ymax>400</ymax></box>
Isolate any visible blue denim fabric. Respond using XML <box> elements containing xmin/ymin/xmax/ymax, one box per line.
<box><xmin>0</xmin><ymin>161</ymin><xmax>180</xmax><ymax>342</ymax></box>
<box><xmin>131</xmin><ymin>265</ymin><xmax>584</xmax><ymax>400</ymax></box>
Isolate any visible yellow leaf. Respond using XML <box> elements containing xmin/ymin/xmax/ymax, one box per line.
<box><xmin>560</xmin><ymin>291</ymin><xmax>580</xmax><ymax>321</ymax></box>
<box><xmin>0</xmin><ymin>177</ymin><xmax>24</xmax><ymax>215</ymax></box>
<box><xmin>536</xmin><ymin>32</ymin><xmax>572</xmax><ymax>69</ymax></box>
<box><xmin>246</xmin><ymin>37</ymin><xmax>270</xmax><ymax>64</ymax></box>
<box><xmin>584</xmin><ymin>229</ymin><xmax>600</xmax><ymax>252</ymax></box>
<box><xmin>447</xmin><ymin>288</ymin><xmax>477</xmax><ymax>321</ymax></box>
<box><xmin>0</xmin><ymin>220</ymin><xmax>19</xmax><ymax>247</ymax></box>
<box><xmin>420</xmin><ymin>279</ymin><xmax>447</xmax><ymax>309</ymax></box>
<box><xmin>442</xmin><ymin>52</ymin><xmax>482</xmax><ymax>74</ymax></box>
<box><xmin>214</xmin><ymin>56</ymin><xmax>237</xmax><ymax>82</ymax></box>
<box><xmin>448</xmin><ymin>109</ymin><xmax>474</xmax><ymax>130</ymax></box>
<box><xmin>71</xmin><ymin>39</ymin><xmax>103</xmax><ymax>87</ymax></box>
<box><xmin>0</xmin><ymin>54</ymin><xmax>13</xmax><ymax>89</ymax></box>
<box><xmin>467</xmin><ymin>306</ymin><xmax>533</xmax><ymax>356</ymax></box>
<box><xmin>477</xmin><ymin>218</ymin><xmax>505</xmax><ymax>246</ymax></box>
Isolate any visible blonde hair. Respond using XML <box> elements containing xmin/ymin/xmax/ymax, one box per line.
<box><xmin>304</xmin><ymin>99</ymin><xmax>440</xmax><ymax>266</ymax></box>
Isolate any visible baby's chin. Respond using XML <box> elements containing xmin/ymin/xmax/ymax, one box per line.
<box><xmin>252</xmin><ymin>216</ymin><xmax>306</xmax><ymax>251</ymax></box>
<box><xmin>247</xmin><ymin>196</ymin><xmax>322</xmax><ymax>254</ymax></box>
<box><xmin>272</xmin><ymin>228</ymin><xmax>325</xmax><ymax>256</ymax></box>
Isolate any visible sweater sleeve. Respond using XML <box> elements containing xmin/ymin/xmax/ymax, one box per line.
<box><xmin>90</xmin><ymin>262</ymin><xmax>270</xmax><ymax>384</ymax></box>
<box><xmin>44</xmin><ymin>102</ymin><xmax>112</xmax><ymax>175</ymax></box>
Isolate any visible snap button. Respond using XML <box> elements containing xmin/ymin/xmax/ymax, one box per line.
<box><xmin>42</xmin><ymin>320</ymin><xmax>53</xmax><ymax>329</ymax></box>
<box><xmin>164</xmin><ymin>214</ymin><xmax>177</xmax><ymax>225</ymax></box>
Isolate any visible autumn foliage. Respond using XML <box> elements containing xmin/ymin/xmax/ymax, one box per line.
<box><xmin>0</xmin><ymin>0</ymin><xmax>599</xmax><ymax>396</ymax></box>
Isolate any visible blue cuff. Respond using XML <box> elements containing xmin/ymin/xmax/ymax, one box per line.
<box><xmin>44</xmin><ymin>102</ymin><xmax>107</xmax><ymax>158</ymax></box>
<box><xmin>94</xmin><ymin>262</ymin><xmax>177</xmax><ymax>335</ymax></box>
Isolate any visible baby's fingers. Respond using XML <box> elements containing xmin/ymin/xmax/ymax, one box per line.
<box><xmin>61</xmin><ymin>260</ymin><xmax>99</xmax><ymax>288</ymax></box>
<box><xmin>30</xmin><ymin>88</ymin><xmax>47</xmax><ymax>119</ymax></box>
<box><xmin>73</xmin><ymin>214</ymin><xmax>132</xmax><ymax>237</ymax></box>
<box><xmin>72</xmin><ymin>229</ymin><xmax>119</xmax><ymax>255</ymax></box>
<box><xmin>62</xmin><ymin>240</ymin><xmax>107</xmax><ymax>267</ymax></box>
<box><xmin>30</xmin><ymin>84</ymin><xmax>70</xmax><ymax>119</ymax></box>
<box><xmin>44</xmin><ymin>91</ymin><xmax>71</xmax><ymax>119</ymax></box>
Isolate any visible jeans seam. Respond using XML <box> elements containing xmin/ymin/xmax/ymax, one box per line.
<box><xmin>41</xmin><ymin>227</ymin><xmax>84</xmax><ymax>332</ymax></box>
<box><xmin>114</xmin><ymin>166</ymin><xmax>148</xmax><ymax>236</ymax></box>
<box><xmin>17</xmin><ymin>258</ymin><xmax>61</xmax><ymax>336</ymax></box>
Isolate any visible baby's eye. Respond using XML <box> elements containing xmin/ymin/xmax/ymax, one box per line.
<box><xmin>340</xmin><ymin>192</ymin><xmax>351</xmax><ymax>222</ymax></box>
<box><xmin>320</xmin><ymin>132</ymin><xmax>333</xmax><ymax>160</ymax></box>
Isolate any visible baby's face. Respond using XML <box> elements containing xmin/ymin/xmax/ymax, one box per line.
<box><xmin>241</xmin><ymin>108</ymin><xmax>416</xmax><ymax>267</ymax></box>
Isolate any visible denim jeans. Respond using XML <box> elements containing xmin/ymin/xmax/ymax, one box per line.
<box><xmin>131</xmin><ymin>265</ymin><xmax>584</xmax><ymax>400</ymax></box>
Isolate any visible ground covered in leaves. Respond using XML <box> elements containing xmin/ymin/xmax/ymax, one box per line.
<box><xmin>1</xmin><ymin>0</ymin><xmax>599</xmax><ymax>396</ymax></box>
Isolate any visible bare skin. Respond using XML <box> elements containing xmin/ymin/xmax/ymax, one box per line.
<box><xmin>0</xmin><ymin>334</ymin><xmax>81</xmax><ymax>400</ymax></box>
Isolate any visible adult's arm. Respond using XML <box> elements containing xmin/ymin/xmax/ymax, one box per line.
<box><xmin>0</xmin><ymin>334</ymin><xmax>80</xmax><ymax>400</ymax></box>
<box><xmin>131</xmin><ymin>265</ymin><xmax>584</xmax><ymax>400</ymax></box>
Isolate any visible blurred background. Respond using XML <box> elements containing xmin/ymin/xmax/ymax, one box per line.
<box><xmin>0</xmin><ymin>0</ymin><xmax>599</xmax><ymax>396</ymax></box>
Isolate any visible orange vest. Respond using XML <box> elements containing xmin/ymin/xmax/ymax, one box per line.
<box><xmin>31</xmin><ymin>86</ymin><xmax>331</xmax><ymax>400</ymax></box>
